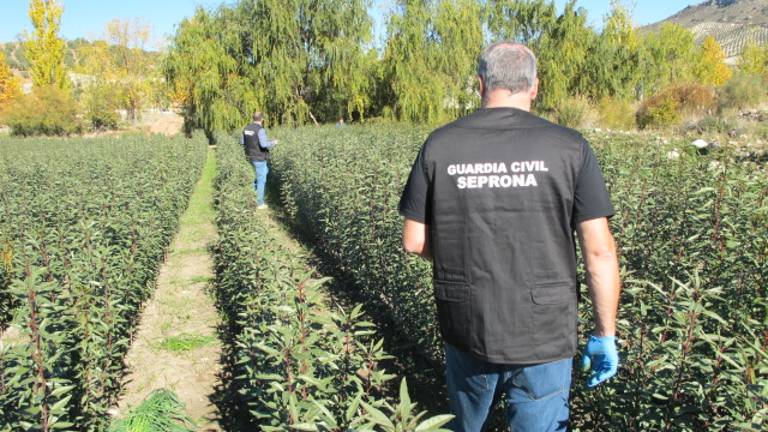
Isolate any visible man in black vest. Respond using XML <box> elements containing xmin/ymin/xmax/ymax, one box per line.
<box><xmin>399</xmin><ymin>42</ymin><xmax>621</xmax><ymax>431</ymax></box>
<box><xmin>241</xmin><ymin>111</ymin><xmax>278</xmax><ymax>209</ymax></box>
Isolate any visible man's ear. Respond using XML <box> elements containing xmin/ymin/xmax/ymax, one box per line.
<box><xmin>477</xmin><ymin>76</ymin><xmax>485</xmax><ymax>98</ymax></box>
<box><xmin>530</xmin><ymin>78</ymin><xmax>540</xmax><ymax>101</ymax></box>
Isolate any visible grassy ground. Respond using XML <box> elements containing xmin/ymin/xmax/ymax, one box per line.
<box><xmin>115</xmin><ymin>146</ymin><xmax>223</xmax><ymax>431</ymax></box>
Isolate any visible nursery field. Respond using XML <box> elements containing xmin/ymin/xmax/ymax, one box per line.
<box><xmin>269</xmin><ymin>125</ymin><xmax>768</xmax><ymax>431</ymax></box>
<box><xmin>0</xmin><ymin>124</ymin><xmax>765</xmax><ymax>431</ymax></box>
<box><xmin>0</xmin><ymin>134</ymin><xmax>207</xmax><ymax>431</ymax></box>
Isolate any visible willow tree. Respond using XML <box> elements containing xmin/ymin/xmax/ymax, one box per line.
<box><xmin>164</xmin><ymin>8</ymin><xmax>239</xmax><ymax>141</ymax></box>
<box><xmin>537</xmin><ymin>1</ymin><xmax>593</xmax><ymax>109</ymax></box>
<box><xmin>486</xmin><ymin>0</ymin><xmax>594</xmax><ymax>111</ymax></box>
<box><xmin>233</xmin><ymin>0</ymin><xmax>307</xmax><ymax>125</ymax></box>
<box><xmin>311</xmin><ymin>0</ymin><xmax>376</xmax><ymax>121</ymax></box>
<box><xmin>26</xmin><ymin>0</ymin><xmax>68</xmax><ymax>90</ymax></box>
<box><xmin>235</xmin><ymin>0</ymin><xmax>374</xmax><ymax>125</ymax></box>
<box><xmin>433</xmin><ymin>0</ymin><xmax>484</xmax><ymax>117</ymax></box>
<box><xmin>585</xmin><ymin>2</ymin><xmax>642</xmax><ymax>100</ymax></box>
<box><xmin>380</xmin><ymin>1</ymin><xmax>438</xmax><ymax>122</ymax></box>
<box><xmin>486</xmin><ymin>0</ymin><xmax>557</xmax><ymax>44</ymax></box>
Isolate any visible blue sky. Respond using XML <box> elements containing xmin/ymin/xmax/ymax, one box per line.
<box><xmin>1</xmin><ymin>0</ymin><xmax>698</xmax><ymax>48</ymax></box>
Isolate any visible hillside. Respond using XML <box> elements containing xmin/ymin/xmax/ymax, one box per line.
<box><xmin>645</xmin><ymin>0</ymin><xmax>768</xmax><ymax>60</ymax></box>
<box><xmin>1</xmin><ymin>38</ymin><xmax>160</xmax><ymax>75</ymax></box>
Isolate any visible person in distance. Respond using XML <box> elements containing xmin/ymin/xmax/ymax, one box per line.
<box><xmin>241</xmin><ymin>111</ymin><xmax>278</xmax><ymax>209</ymax></box>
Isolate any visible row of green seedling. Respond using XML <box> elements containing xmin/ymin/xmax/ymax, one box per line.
<box><xmin>210</xmin><ymin>134</ymin><xmax>452</xmax><ymax>431</ymax></box>
<box><xmin>0</xmin><ymin>134</ymin><xmax>208</xmax><ymax>431</ymax></box>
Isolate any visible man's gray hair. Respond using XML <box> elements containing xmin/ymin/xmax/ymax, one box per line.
<box><xmin>477</xmin><ymin>42</ymin><xmax>537</xmax><ymax>95</ymax></box>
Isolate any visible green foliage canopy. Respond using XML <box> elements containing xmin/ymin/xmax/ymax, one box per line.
<box><xmin>165</xmin><ymin>0</ymin><xmax>375</xmax><ymax>136</ymax></box>
<box><xmin>163</xmin><ymin>0</ymin><xmax>750</xmax><ymax>127</ymax></box>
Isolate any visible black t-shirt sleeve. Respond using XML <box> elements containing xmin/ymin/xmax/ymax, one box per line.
<box><xmin>398</xmin><ymin>145</ymin><xmax>431</xmax><ymax>224</ymax></box>
<box><xmin>572</xmin><ymin>140</ymin><xmax>614</xmax><ymax>224</ymax></box>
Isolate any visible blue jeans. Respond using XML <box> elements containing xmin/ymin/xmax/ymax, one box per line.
<box><xmin>251</xmin><ymin>160</ymin><xmax>268</xmax><ymax>205</ymax></box>
<box><xmin>445</xmin><ymin>344</ymin><xmax>572</xmax><ymax>432</ymax></box>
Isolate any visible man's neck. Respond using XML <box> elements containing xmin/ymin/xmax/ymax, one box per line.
<box><xmin>481</xmin><ymin>91</ymin><xmax>532</xmax><ymax>112</ymax></box>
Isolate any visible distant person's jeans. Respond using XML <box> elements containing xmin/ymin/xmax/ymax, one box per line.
<box><xmin>445</xmin><ymin>344</ymin><xmax>572</xmax><ymax>432</ymax></box>
<box><xmin>251</xmin><ymin>160</ymin><xmax>269</xmax><ymax>206</ymax></box>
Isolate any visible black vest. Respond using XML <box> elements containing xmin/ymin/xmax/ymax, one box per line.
<box><xmin>424</xmin><ymin>108</ymin><xmax>587</xmax><ymax>364</ymax></box>
<box><xmin>243</xmin><ymin>123</ymin><xmax>268</xmax><ymax>161</ymax></box>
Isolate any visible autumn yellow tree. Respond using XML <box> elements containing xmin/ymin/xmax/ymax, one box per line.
<box><xmin>105</xmin><ymin>18</ymin><xmax>154</xmax><ymax>120</ymax></box>
<box><xmin>696</xmin><ymin>36</ymin><xmax>732</xmax><ymax>86</ymax></box>
<box><xmin>0</xmin><ymin>52</ymin><xmax>21</xmax><ymax>110</ymax></box>
<box><xmin>26</xmin><ymin>0</ymin><xmax>68</xmax><ymax>89</ymax></box>
<box><xmin>77</xmin><ymin>40</ymin><xmax>120</xmax><ymax>129</ymax></box>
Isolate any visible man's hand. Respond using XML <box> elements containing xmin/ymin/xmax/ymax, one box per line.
<box><xmin>581</xmin><ymin>335</ymin><xmax>619</xmax><ymax>388</ymax></box>
<box><xmin>576</xmin><ymin>217</ymin><xmax>621</xmax><ymax>388</ymax></box>
<box><xmin>402</xmin><ymin>218</ymin><xmax>431</xmax><ymax>260</ymax></box>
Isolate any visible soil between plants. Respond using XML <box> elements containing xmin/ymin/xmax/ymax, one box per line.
<box><xmin>114</xmin><ymin>147</ymin><xmax>222</xmax><ymax>431</ymax></box>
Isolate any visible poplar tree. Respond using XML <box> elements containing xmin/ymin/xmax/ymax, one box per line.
<box><xmin>696</xmin><ymin>36</ymin><xmax>732</xmax><ymax>86</ymax></box>
<box><xmin>104</xmin><ymin>18</ymin><xmax>155</xmax><ymax>120</ymax></box>
<box><xmin>26</xmin><ymin>0</ymin><xmax>68</xmax><ymax>90</ymax></box>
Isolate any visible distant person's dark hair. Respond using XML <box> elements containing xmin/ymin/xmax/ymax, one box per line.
<box><xmin>253</xmin><ymin>112</ymin><xmax>264</xmax><ymax>122</ymax></box>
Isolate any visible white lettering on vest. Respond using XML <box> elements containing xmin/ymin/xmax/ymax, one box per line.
<box><xmin>448</xmin><ymin>160</ymin><xmax>548</xmax><ymax>190</ymax></box>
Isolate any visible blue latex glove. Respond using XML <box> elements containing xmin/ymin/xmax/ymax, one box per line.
<box><xmin>581</xmin><ymin>335</ymin><xmax>619</xmax><ymax>388</ymax></box>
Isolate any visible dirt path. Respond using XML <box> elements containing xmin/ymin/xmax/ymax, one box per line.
<box><xmin>115</xmin><ymin>147</ymin><xmax>222</xmax><ymax>431</ymax></box>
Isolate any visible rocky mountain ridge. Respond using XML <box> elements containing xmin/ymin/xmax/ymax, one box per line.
<box><xmin>646</xmin><ymin>0</ymin><xmax>768</xmax><ymax>60</ymax></box>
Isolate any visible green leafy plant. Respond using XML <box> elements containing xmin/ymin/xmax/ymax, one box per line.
<box><xmin>109</xmin><ymin>389</ymin><xmax>195</xmax><ymax>432</ymax></box>
<box><xmin>211</xmin><ymin>134</ymin><xmax>450</xmax><ymax>429</ymax></box>
<box><xmin>267</xmin><ymin>124</ymin><xmax>767</xmax><ymax>430</ymax></box>
<box><xmin>356</xmin><ymin>379</ymin><xmax>453</xmax><ymax>432</ymax></box>
<box><xmin>555</xmin><ymin>95</ymin><xmax>595</xmax><ymax>129</ymax></box>
<box><xmin>155</xmin><ymin>334</ymin><xmax>216</xmax><ymax>353</ymax></box>
<box><xmin>0</xmin><ymin>133</ymin><xmax>207</xmax><ymax>431</ymax></box>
